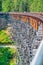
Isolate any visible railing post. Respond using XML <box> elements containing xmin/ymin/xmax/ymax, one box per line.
<box><xmin>42</xmin><ymin>23</ymin><xmax>43</xmax><ymax>35</ymax></box>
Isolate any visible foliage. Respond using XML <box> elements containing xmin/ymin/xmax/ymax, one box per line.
<box><xmin>0</xmin><ymin>0</ymin><xmax>43</xmax><ymax>12</ymax></box>
<box><xmin>0</xmin><ymin>48</ymin><xmax>18</xmax><ymax>65</ymax></box>
<box><xmin>0</xmin><ymin>0</ymin><xmax>2</xmax><ymax>11</ymax></box>
<box><xmin>2</xmin><ymin>0</ymin><xmax>30</xmax><ymax>12</ymax></box>
<box><xmin>30</xmin><ymin>0</ymin><xmax>43</xmax><ymax>12</ymax></box>
<box><xmin>0</xmin><ymin>30</ymin><xmax>17</xmax><ymax>45</ymax></box>
<box><xmin>0</xmin><ymin>30</ymin><xmax>12</xmax><ymax>44</ymax></box>
<box><xmin>2</xmin><ymin>0</ymin><xmax>10</xmax><ymax>12</ymax></box>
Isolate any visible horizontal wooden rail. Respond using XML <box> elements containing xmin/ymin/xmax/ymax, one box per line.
<box><xmin>0</xmin><ymin>12</ymin><xmax>43</xmax><ymax>22</ymax></box>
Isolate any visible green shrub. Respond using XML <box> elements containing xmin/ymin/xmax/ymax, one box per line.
<box><xmin>0</xmin><ymin>48</ymin><xmax>18</xmax><ymax>65</ymax></box>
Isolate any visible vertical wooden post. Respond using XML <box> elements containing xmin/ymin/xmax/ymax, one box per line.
<box><xmin>29</xmin><ymin>17</ymin><xmax>38</xmax><ymax>31</ymax></box>
<box><xmin>42</xmin><ymin>23</ymin><xmax>43</xmax><ymax>35</ymax></box>
<box><xmin>35</xmin><ymin>20</ymin><xmax>38</xmax><ymax>31</ymax></box>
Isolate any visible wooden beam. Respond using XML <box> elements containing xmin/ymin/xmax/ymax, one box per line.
<box><xmin>21</xmin><ymin>16</ymin><xmax>28</xmax><ymax>23</ymax></box>
<box><xmin>35</xmin><ymin>20</ymin><xmax>38</xmax><ymax>30</ymax></box>
<box><xmin>29</xmin><ymin>17</ymin><xmax>38</xmax><ymax>30</ymax></box>
<box><xmin>42</xmin><ymin>23</ymin><xmax>43</xmax><ymax>35</ymax></box>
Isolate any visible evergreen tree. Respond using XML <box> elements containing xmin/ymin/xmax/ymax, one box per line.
<box><xmin>2</xmin><ymin>0</ymin><xmax>10</xmax><ymax>12</ymax></box>
<box><xmin>1</xmin><ymin>0</ymin><xmax>43</xmax><ymax>12</ymax></box>
<box><xmin>0</xmin><ymin>0</ymin><xmax>2</xmax><ymax>11</ymax></box>
<box><xmin>30</xmin><ymin>0</ymin><xmax>43</xmax><ymax>12</ymax></box>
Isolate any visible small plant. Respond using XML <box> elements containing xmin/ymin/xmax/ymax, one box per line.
<box><xmin>0</xmin><ymin>30</ymin><xmax>16</xmax><ymax>44</ymax></box>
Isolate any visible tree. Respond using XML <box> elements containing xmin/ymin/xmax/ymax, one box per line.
<box><xmin>30</xmin><ymin>0</ymin><xmax>43</xmax><ymax>12</ymax></box>
<box><xmin>2</xmin><ymin>0</ymin><xmax>20</xmax><ymax>12</ymax></box>
<box><xmin>0</xmin><ymin>0</ymin><xmax>2</xmax><ymax>11</ymax></box>
<box><xmin>19</xmin><ymin>0</ymin><xmax>30</xmax><ymax>12</ymax></box>
<box><xmin>1</xmin><ymin>0</ymin><xmax>43</xmax><ymax>12</ymax></box>
<box><xmin>2</xmin><ymin>0</ymin><xmax>11</xmax><ymax>12</ymax></box>
<box><xmin>2</xmin><ymin>0</ymin><xmax>30</xmax><ymax>12</ymax></box>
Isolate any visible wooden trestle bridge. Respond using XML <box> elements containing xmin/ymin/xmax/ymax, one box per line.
<box><xmin>0</xmin><ymin>12</ymin><xmax>43</xmax><ymax>65</ymax></box>
<box><xmin>0</xmin><ymin>12</ymin><xmax>43</xmax><ymax>34</ymax></box>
